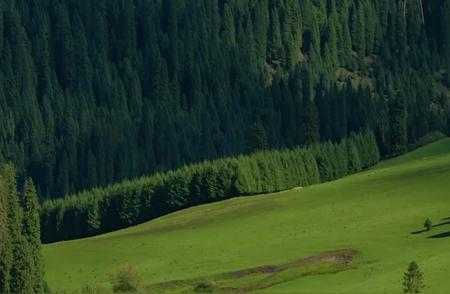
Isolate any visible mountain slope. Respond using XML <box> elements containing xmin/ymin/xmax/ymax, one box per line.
<box><xmin>44</xmin><ymin>138</ymin><xmax>450</xmax><ymax>293</ymax></box>
<box><xmin>1</xmin><ymin>0</ymin><xmax>449</xmax><ymax>199</ymax></box>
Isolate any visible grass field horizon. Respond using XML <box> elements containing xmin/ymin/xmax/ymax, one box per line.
<box><xmin>44</xmin><ymin>138</ymin><xmax>450</xmax><ymax>293</ymax></box>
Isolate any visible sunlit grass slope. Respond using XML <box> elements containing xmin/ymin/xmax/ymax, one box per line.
<box><xmin>44</xmin><ymin>138</ymin><xmax>450</xmax><ymax>293</ymax></box>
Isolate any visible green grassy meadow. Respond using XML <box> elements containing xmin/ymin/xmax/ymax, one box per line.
<box><xmin>44</xmin><ymin>139</ymin><xmax>450</xmax><ymax>293</ymax></box>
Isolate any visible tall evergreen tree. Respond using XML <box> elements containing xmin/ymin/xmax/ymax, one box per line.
<box><xmin>0</xmin><ymin>168</ymin><xmax>12</xmax><ymax>293</ymax></box>
<box><xmin>221</xmin><ymin>4</ymin><xmax>236</xmax><ymax>47</ymax></box>
<box><xmin>22</xmin><ymin>179</ymin><xmax>43</xmax><ymax>294</ymax></box>
<box><xmin>247</xmin><ymin>121</ymin><xmax>268</xmax><ymax>153</ymax></box>
<box><xmin>2</xmin><ymin>165</ymin><xmax>32</xmax><ymax>294</ymax></box>
<box><xmin>268</xmin><ymin>6</ymin><xmax>282</xmax><ymax>63</ymax></box>
<box><xmin>389</xmin><ymin>92</ymin><xmax>408</xmax><ymax>155</ymax></box>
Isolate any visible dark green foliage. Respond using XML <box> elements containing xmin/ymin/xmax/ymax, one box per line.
<box><xmin>389</xmin><ymin>92</ymin><xmax>408</xmax><ymax>156</ymax></box>
<box><xmin>0</xmin><ymin>0</ymin><xmax>448</xmax><ymax>201</ymax></box>
<box><xmin>403</xmin><ymin>261</ymin><xmax>424</xmax><ymax>293</ymax></box>
<box><xmin>424</xmin><ymin>218</ymin><xmax>432</xmax><ymax>231</ymax></box>
<box><xmin>346</xmin><ymin>140</ymin><xmax>362</xmax><ymax>173</ymax></box>
<box><xmin>22</xmin><ymin>179</ymin><xmax>44</xmax><ymax>294</ymax></box>
<box><xmin>0</xmin><ymin>167</ymin><xmax>12</xmax><ymax>293</ymax></box>
<box><xmin>194</xmin><ymin>281</ymin><xmax>216</xmax><ymax>293</ymax></box>
<box><xmin>248</xmin><ymin>122</ymin><xmax>269</xmax><ymax>153</ymax></box>
<box><xmin>445</xmin><ymin>69</ymin><xmax>450</xmax><ymax>88</ymax></box>
<box><xmin>41</xmin><ymin>130</ymin><xmax>380</xmax><ymax>243</ymax></box>
<box><xmin>1</xmin><ymin>164</ymin><xmax>33</xmax><ymax>294</ymax></box>
<box><xmin>110</xmin><ymin>265</ymin><xmax>142</xmax><ymax>293</ymax></box>
<box><xmin>0</xmin><ymin>165</ymin><xmax>44</xmax><ymax>293</ymax></box>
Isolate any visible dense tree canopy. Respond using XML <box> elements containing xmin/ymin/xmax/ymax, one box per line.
<box><xmin>42</xmin><ymin>130</ymin><xmax>380</xmax><ymax>243</ymax></box>
<box><xmin>0</xmin><ymin>0</ymin><xmax>449</xmax><ymax>201</ymax></box>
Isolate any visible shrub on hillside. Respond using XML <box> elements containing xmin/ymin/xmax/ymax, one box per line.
<box><xmin>194</xmin><ymin>280</ymin><xmax>217</xmax><ymax>293</ymax></box>
<box><xmin>110</xmin><ymin>265</ymin><xmax>142</xmax><ymax>293</ymax></box>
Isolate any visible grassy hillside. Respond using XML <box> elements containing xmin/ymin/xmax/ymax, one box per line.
<box><xmin>44</xmin><ymin>138</ymin><xmax>450</xmax><ymax>293</ymax></box>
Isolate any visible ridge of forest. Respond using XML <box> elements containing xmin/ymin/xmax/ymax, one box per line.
<box><xmin>41</xmin><ymin>130</ymin><xmax>379</xmax><ymax>242</ymax></box>
<box><xmin>0</xmin><ymin>0</ymin><xmax>450</xmax><ymax>200</ymax></box>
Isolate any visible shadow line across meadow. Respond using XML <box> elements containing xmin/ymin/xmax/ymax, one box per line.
<box><xmin>410</xmin><ymin>217</ymin><xmax>450</xmax><ymax>239</ymax></box>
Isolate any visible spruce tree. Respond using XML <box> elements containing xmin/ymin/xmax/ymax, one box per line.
<box><xmin>87</xmin><ymin>202</ymin><xmax>101</xmax><ymax>234</ymax></box>
<box><xmin>347</xmin><ymin>139</ymin><xmax>362</xmax><ymax>173</ymax></box>
<box><xmin>389</xmin><ymin>92</ymin><xmax>408</xmax><ymax>155</ymax></box>
<box><xmin>1</xmin><ymin>164</ymin><xmax>33</xmax><ymax>293</ymax></box>
<box><xmin>248</xmin><ymin>122</ymin><xmax>268</xmax><ymax>153</ymax></box>
<box><xmin>22</xmin><ymin>179</ymin><xmax>43</xmax><ymax>293</ymax></box>
<box><xmin>352</xmin><ymin>1</ymin><xmax>366</xmax><ymax>58</ymax></box>
<box><xmin>268</xmin><ymin>7</ymin><xmax>282</xmax><ymax>63</ymax></box>
<box><xmin>0</xmin><ymin>169</ymin><xmax>12</xmax><ymax>293</ymax></box>
<box><xmin>221</xmin><ymin>4</ymin><xmax>236</xmax><ymax>47</ymax></box>
<box><xmin>403</xmin><ymin>261</ymin><xmax>424</xmax><ymax>293</ymax></box>
<box><xmin>445</xmin><ymin>68</ymin><xmax>450</xmax><ymax>88</ymax></box>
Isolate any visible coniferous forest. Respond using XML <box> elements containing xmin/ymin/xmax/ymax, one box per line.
<box><xmin>41</xmin><ymin>130</ymin><xmax>380</xmax><ymax>242</ymax></box>
<box><xmin>0</xmin><ymin>0</ymin><xmax>450</xmax><ymax>292</ymax></box>
<box><xmin>0</xmin><ymin>0</ymin><xmax>449</xmax><ymax>203</ymax></box>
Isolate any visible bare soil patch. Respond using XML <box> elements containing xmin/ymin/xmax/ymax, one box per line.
<box><xmin>148</xmin><ymin>249</ymin><xmax>358</xmax><ymax>293</ymax></box>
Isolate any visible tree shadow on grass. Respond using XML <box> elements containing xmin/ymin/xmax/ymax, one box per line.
<box><xmin>411</xmin><ymin>229</ymin><xmax>428</xmax><ymax>235</ymax></box>
<box><xmin>411</xmin><ymin>218</ymin><xmax>450</xmax><ymax>235</ymax></box>
<box><xmin>432</xmin><ymin>220</ymin><xmax>450</xmax><ymax>228</ymax></box>
<box><xmin>428</xmin><ymin>231</ymin><xmax>450</xmax><ymax>239</ymax></box>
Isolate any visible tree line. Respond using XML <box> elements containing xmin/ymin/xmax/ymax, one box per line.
<box><xmin>0</xmin><ymin>164</ymin><xmax>43</xmax><ymax>293</ymax></box>
<box><xmin>0</xmin><ymin>0</ymin><xmax>449</xmax><ymax>200</ymax></box>
<box><xmin>41</xmin><ymin>130</ymin><xmax>380</xmax><ymax>243</ymax></box>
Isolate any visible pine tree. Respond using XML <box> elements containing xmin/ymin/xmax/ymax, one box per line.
<box><xmin>268</xmin><ymin>7</ymin><xmax>282</xmax><ymax>63</ymax></box>
<box><xmin>22</xmin><ymin>179</ymin><xmax>44</xmax><ymax>293</ymax></box>
<box><xmin>352</xmin><ymin>1</ymin><xmax>366</xmax><ymax>57</ymax></box>
<box><xmin>403</xmin><ymin>261</ymin><xmax>424</xmax><ymax>293</ymax></box>
<box><xmin>389</xmin><ymin>92</ymin><xmax>408</xmax><ymax>155</ymax></box>
<box><xmin>445</xmin><ymin>68</ymin><xmax>450</xmax><ymax>88</ymax></box>
<box><xmin>395</xmin><ymin>1</ymin><xmax>407</xmax><ymax>54</ymax></box>
<box><xmin>87</xmin><ymin>202</ymin><xmax>101</xmax><ymax>234</ymax></box>
<box><xmin>0</xmin><ymin>168</ymin><xmax>12</xmax><ymax>293</ymax></box>
<box><xmin>2</xmin><ymin>164</ymin><xmax>33</xmax><ymax>293</ymax></box>
<box><xmin>347</xmin><ymin>139</ymin><xmax>362</xmax><ymax>173</ymax></box>
<box><xmin>303</xmin><ymin>91</ymin><xmax>320</xmax><ymax>145</ymax></box>
<box><xmin>247</xmin><ymin>121</ymin><xmax>268</xmax><ymax>153</ymax></box>
<box><xmin>221</xmin><ymin>4</ymin><xmax>236</xmax><ymax>47</ymax></box>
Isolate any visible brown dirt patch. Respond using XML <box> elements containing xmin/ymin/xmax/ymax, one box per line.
<box><xmin>230</xmin><ymin>249</ymin><xmax>357</xmax><ymax>279</ymax></box>
<box><xmin>148</xmin><ymin>249</ymin><xmax>358</xmax><ymax>293</ymax></box>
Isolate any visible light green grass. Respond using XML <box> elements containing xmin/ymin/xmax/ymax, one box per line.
<box><xmin>44</xmin><ymin>138</ymin><xmax>450</xmax><ymax>293</ymax></box>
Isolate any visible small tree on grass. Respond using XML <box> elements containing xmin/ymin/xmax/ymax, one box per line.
<box><xmin>424</xmin><ymin>218</ymin><xmax>432</xmax><ymax>231</ymax></box>
<box><xmin>110</xmin><ymin>265</ymin><xmax>142</xmax><ymax>293</ymax></box>
<box><xmin>403</xmin><ymin>261</ymin><xmax>424</xmax><ymax>293</ymax></box>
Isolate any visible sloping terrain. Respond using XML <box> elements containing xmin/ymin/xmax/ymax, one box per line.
<box><xmin>44</xmin><ymin>139</ymin><xmax>450</xmax><ymax>293</ymax></box>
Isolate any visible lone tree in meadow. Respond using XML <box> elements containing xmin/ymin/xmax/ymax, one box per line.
<box><xmin>403</xmin><ymin>261</ymin><xmax>424</xmax><ymax>293</ymax></box>
<box><xmin>424</xmin><ymin>218</ymin><xmax>432</xmax><ymax>231</ymax></box>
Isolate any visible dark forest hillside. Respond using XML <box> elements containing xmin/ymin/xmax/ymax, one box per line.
<box><xmin>0</xmin><ymin>0</ymin><xmax>449</xmax><ymax>199</ymax></box>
